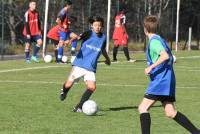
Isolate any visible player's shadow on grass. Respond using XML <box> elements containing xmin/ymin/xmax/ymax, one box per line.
<box><xmin>105</xmin><ymin>105</ymin><xmax>162</xmax><ymax>112</ymax></box>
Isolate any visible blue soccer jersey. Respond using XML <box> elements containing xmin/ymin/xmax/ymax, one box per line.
<box><xmin>146</xmin><ymin>35</ymin><xmax>176</xmax><ymax>96</ymax></box>
<box><xmin>57</xmin><ymin>8</ymin><xmax>68</xmax><ymax>22</ymax></box>
<box><xmin>72</xmin><ymin>30</ymin><xmax>106</xmax><ymax>72</ymax></box>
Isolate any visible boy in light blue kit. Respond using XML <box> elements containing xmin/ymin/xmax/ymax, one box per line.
<box><xmin>59</xmin><ymin>16</ymin><xmax>111</xmax><ymax>112</ymax></box>
<box><xmin>138</xmin><ymin>15</ymin><xmax>200</xmax><ymax>134</ymax></box>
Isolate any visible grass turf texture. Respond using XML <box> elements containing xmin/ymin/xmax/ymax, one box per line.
<box><xmin>0</xmin><ymin>51</ymin><xmax>200</xmax><ymax>134</ymax></box>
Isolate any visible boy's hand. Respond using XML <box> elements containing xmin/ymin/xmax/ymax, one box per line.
<box><xmin>105</xmin><ymin>58</ymin><xmax>111</xmax><ymax>66</ymax></box>
<box><xmin>64</xmin><ymin>40</ymin><xmax>71</xmax><ymax>46</ymax></box>
<box><xmin>26</xmin><ymin>34</ymin><xmax>31</xmax><ymax>39</ymax></box>
<box><xmin>144</xmin><ymin>66</ymin><xmax>153</xmax><ymax>75</ymax></box>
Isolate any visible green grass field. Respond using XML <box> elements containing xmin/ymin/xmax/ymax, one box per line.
<box><xmin>0</xmin><ymin>51</ymin><xmax>200</xmax><ymax>134</ymax></box>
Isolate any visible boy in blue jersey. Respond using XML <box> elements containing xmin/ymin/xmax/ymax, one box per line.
<box><xmin>138</xmin><ymin>15</ymin><xmax>200</xmax><ymax>134</ymax></box>
<box><xmin>56</xmin><ymin>0</ymin><xmax>79</xmax><ymax>63</ymax></box>
<box><xmin>59</xmin><ymin>16</ymin><xmax>111</xmax><ymax>112</ymax></box>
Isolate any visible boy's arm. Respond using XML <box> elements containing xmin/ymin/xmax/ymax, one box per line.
<box><xmin>145</xmin><ymin>50</ymin><xmax>169</xmax><ymax>75</ymax></box>
<box><xmin>24</xmin><ymin>12</ymin><xmax>31</xmax><ymax>38</ymax></box>
<box><xmin>102</xmin><ymin>41</ymin><xmax>111</xmax><ymax>65</ymax></box>
<box><xmin>37</xmin><ymin>12</ymin><xmax>42</xmax><ymax>33</ymax></box>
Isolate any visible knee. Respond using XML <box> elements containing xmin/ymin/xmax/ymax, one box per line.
<box><xmin>59</xmin><ymin>40</ymin><xmax>64</xmax><ymax>46</ymax></box>
<box><xmin>37</xmin><ymin>39</ymin><xmax>43</xmax><ymax>46</ymax></box>
<box><xmin>87</xmin><ymin>85</ymin><xmax>96</xmax><ymax>91</ymax></box>
<box><xmin>64</xmin><ymin>81</ymin><xmax>73</xmax><ymax>89</ymax></box>
<box><xmin>138</xmin><ymin>104</ymin><xmax>149</xmax><ymax>114</ymax></box>
<box><xmin>165</xmin><ymin>110</ymin><xmax>177</xmax><ymax>118</ymax></box>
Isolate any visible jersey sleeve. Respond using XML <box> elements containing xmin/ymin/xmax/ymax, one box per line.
<box><xmin>24</xmin><ymin>11</ymin><xmax>31</xmax><ymax>35</ymax></box>
<box><xmin>150</xmin><ymin>39</ymin><xmax>165</xmax><ymax>55</ymax></box>
<box><xmin>37</xmin><ymin>11</ymin><xmax>41</xmax><ymax>31</ymax></box>
<box><xmin>102</xmin><ymin>40</ymin><xmax>106</xmax><ymax>50</ymax></box>
<box><xmin>79</xmin><ymin>30</ymin><xmax>92</xmax><ymax>40</ymax></box>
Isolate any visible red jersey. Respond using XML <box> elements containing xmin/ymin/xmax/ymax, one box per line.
<box><xmin>23</xmin><ymin>10</ymin><xmax>41</xmax><ymax>36</ymax></box>
<box><xmin>112</xmin><ymin>13</ymin><xmax>128</xmax><ymax>46</ymax></box>
<box><xmin>47</xmin><ymin>25</ymin><xmax>62</xmax><ymax>41</ymax></box>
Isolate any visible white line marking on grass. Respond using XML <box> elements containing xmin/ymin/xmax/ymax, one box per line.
<box><xmin>0</xmin><ymin>65</ymin><xmax>67</xmax><ymax>73</ymax></box>
<box><xmin>0</xmin><ymin>80</ymin><xmax>198</xmax><ymax>89</ymax></box>
<box><xmin>177</xmin><ymin>56</ymin><xmax>200</xmax><ymax>59</ymax></box>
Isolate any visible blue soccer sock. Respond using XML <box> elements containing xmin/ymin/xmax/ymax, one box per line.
<box><xmin>25</xmin><ymin>49</ymin><xmax>30</xmax><ymax>60</ymax></box>
<box><xmin>57</xmin><ymin>47</ymin><xmax>63</xmax><ymax>62</ymax></box>
<box><xmin>71</xmin><ymin>40</ymin><xmax>77</xmax><ymax>56</ymax></box>
<box><xmin>33</xmin><ymin>44</ymin><xmax>41</xmax><ymax>57</ymax></box>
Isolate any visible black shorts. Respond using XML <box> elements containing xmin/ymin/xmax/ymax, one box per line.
<box><xmin>48</xmin><ymin>38</ymin><xmax>59</xmax><ymax>46</ymax></box>
<box><xmin>144</xmin><ymin>94</ymin><xmax>176</xmax><ymax>103</ymax></box>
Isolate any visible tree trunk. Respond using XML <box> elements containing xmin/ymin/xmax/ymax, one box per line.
<box><xmin>8</xmin><ymin>0</ymin><xmax>16</xmax><ymax>45</ymax></box>
<box><xmin>9</xmin><ymin>16</ymin><xmax>16</xmax><ymax>45</ymax></box>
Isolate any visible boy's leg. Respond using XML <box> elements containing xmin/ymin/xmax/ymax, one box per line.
<box><xmin>74</xmin><ymin>80</ymin><xmax>95</xmax><ymax>111</ymax></box>
<box><xmin>113</xmin><ymin>45</ymin><xmax>119</xmax><ymax>61</ymax></box>
<box><xmin>138</xmin><ymin>98</ymin><xmax>156</xmax><ymax>134</ymax></box>
<box><xmin>60</xmin><ymin>80</ymin><xmax>73</xmax><ymax>101</ymax></box>
<box><xmin>60</xmin><ymin>66</ymin><xmax>84</xmax><ymax>101</ymax></box>
<box><xmin>31</xmin><ymin>36</ymin><xmax>42</xmax><ymax>62</ymax></box>
<box><xmin>25</xmin><ymin>42</ymin><xmax>31</xmax><ymax>63</ymax></box>
<box><xmin>163</xmin><ymin>102</ymin><xmax>199</xmax><ymax>134</ymax></box>
<box><xmin>54</xmin><ymin>47</ymin><xmax>58</xmax><ymax>62</ymax></box>
<box><xmin>69</xmin><ymin>32</ymin><xmax>78</xmax><ymax>56</ymax></box>
<box><xmin>123</xmin><ymin>46</ymin><xmax>130</xmax><ymax>61</ymax></box>
<box><xmin>57</xmin><ymin>31</ymin><xmax>67</xmax><ymax>63</ymax></box>
<box><xmin>57</xmin><ymin>40</ymin><xmax>64</xmax><ymax>63</ymax></box>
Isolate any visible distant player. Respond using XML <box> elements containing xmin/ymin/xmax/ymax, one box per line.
<box><xmin>56</xmin><ymin>0</ymin><xmax>78</xmax><ymax>63</ymax></box>
<box><xmin>47</xmin><ymin>16</ymin><xmax>78</xmax><ymax>62</ymax></box>
<box><xmin>59</xmin><ymin>16</ymin><xmax>111</xmax><ymax>112</ymax></box>
<box><xmin>23</xmin><ymin>0</ymin><xmax>42</xmax><ymax>63</ymax></box>
<box><xmin>138</xmin><ymin>15</ymin><xmax>200</xmax><ymax>134</ymax></box>
<box><xmin>112</xmin><ymin>9</ymin><xmax>135</xmax><ymax>62</ymax></box>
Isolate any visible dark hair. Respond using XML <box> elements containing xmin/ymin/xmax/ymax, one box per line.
<box><xmin>88</xmin><ymin>16</ymin><xmax>104</xmax><ymax>27</ymax></box>
<box><xmin>29</xmin><ymin>0</ymin><xmax>37</xmax><ymax>3</ymax></box>
<box><xmin>143</xmin><ymin>15</ymin><xmax>159</xmax><ymax>33</ymax></box>
<box><xmin>64</xmin><ymin>0</ymin><xmax>72</xmax><ymax>6</ymax></box>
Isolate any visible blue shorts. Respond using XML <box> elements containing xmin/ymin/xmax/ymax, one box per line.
<box><xmin>24</xmin><ymin>35</ymin><xmax>42</xmax><ymax>44</ymax></box>
<box><xmin>58</xmin><ymin>31</ymin><xmax>72</xmax><ymax>41</ymax></box>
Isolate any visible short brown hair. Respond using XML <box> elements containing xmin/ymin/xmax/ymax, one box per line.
<box><xmin>143</xmin><ymin>15</ymin><xmax>158</xmax><ymax>33</ymax></box>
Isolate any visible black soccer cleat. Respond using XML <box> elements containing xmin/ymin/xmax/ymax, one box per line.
<box><xmin>60</xmin><ymin>89</ymin><xmax>67</xmax><ymax>101</ymax></box>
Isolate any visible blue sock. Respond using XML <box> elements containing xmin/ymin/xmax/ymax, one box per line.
<box><xmin>57</xmin><ymin>47</ymin><xmax>63</xmax><ymax>61</ymax></box>
<box><xmin>33</xmin><ymin>44</ymin><xmax>40</xmax><ymax>57</ymax></box>
<box><xmin>71</xmin><ymin>40</ymin><xmax>77</xmax><ymax>56</ymax></box>
<box><xmin>71</xmin><ymin>40</ymin><xmax>78</xmax><ymax>49</ymax></box>
<box><xmin>25</xmin><ymin>49</ymin><xmax>30</xmax><ymax>60</ymax></box>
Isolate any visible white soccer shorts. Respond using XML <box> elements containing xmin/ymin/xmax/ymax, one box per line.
<box><xmin>68</xmin><ymin>66</ymin><xmax>96</xmax><ymax>82</ymax></box>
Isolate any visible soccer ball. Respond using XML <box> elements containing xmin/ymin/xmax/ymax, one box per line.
<box><xmin>44</xmin><ymin>55</ymin><xmax>52</xmax><ymax>63</ymax></box>
<box><xmin>70</xmin><ymin>56</ymin><xmax>76</xmax><ymax>63</ymax></box>
<box><xmin>172</xmin><ymin>55</ymin><xmax>176</xmax><ymax>63</ymax></box>
<box><xmin>82</xmin><ymin>100</ymin><xmax>98</xmax><ymax>116</ymax></box>
<box><xmin>62</xmin><ymin>55</ymin><xmax>68</xmax><ymax>63</ymax></box>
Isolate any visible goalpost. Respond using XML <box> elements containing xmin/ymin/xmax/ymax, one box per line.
<box><xmin>42</xmin><ymin>0</ymin><xmax>49</xmax><ymax>58</ymax></box>
<box><xmin>106</xmin><ymin>0</ymin><xmax>111</xmax><ymax>53</ymax></box>
<box><xmin>175</xmin><ymin>0</ymin><xmax>180</xmax><ymax>52</ymax></box>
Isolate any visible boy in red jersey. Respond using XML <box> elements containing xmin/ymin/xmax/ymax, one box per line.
<box><xmin>112</xmin><ymin>9</ymin><xmax>135</xmax><ymax>62</ymax></box>
<box><xmin>23</xmin><ymin>1</ymin><xmax>42</xmax><ymax>63</ymax></box>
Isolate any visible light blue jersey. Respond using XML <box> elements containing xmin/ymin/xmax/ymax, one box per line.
<box><xmin>72</xmin><ymin>31</ymin><xmax>106</xmax><ymax>72</ymax></box>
